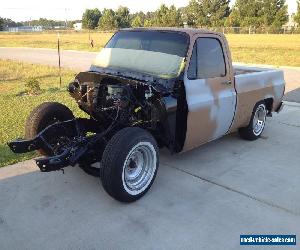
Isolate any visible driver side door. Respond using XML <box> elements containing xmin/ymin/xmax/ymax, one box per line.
<box><xmin>183</xmin><ymin>34</ymin><xmax>236</xmax><ymax>151</ymax></box>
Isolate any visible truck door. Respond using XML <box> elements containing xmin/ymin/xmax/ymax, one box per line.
<box><xmin>183</xmin><ymin>35</ymin><xmax>236</xmax><ymax>151</ymax></box>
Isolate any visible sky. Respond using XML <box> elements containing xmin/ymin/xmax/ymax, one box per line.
<box><xmin>0</xmin><ymin>0</ymin><xmax>298</xmax><ymax>22</ymax></box>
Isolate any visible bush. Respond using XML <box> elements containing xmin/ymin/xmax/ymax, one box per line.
<box><xmin>25</xmin><ymin>78</ymin><xmax>41</xmax><ymax>95</ymax></box>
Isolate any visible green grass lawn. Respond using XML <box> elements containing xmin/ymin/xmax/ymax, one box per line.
<box><xmin>226</xmin><ymin>34</ymin><xmax>300</xmax><ymax>67</ymax></box>
<box><xmin>0</xmin><ymin>31</ymin><xmax>112</xmax><ymax>52</ymax></box>
<box><xmin>0</xmin><ymin>59</ymin><xmax>87</xmax><ymax>167</ymax></box>
<box><xmin>0</xmin><ymin>31</ymin><xmax>300</xmax><ymax>66</ymax></box>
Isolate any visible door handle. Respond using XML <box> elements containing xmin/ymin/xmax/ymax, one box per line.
<box><xmin>221</xmin><ymin>80</ymin><xmax>232</xmax><ymax>85</ymax></box>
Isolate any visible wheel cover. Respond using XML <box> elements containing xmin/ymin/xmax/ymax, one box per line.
<box><xmin>122</xmin><ymin>142</ymin><xmax>157</xmax><ymax>196</ymax></box>
<box><xmin>253</xmin><ymin>104</ymin><xmax>266</xmax><ymax>136</ymax></box>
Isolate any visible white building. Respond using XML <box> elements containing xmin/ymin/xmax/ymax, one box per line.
<box><xmin>283</xmin><ymin>14</ymin><xmax>298</xmax><ymax>30</ymax></box>
<box><xmin>8</xmin><ymin>26</ymin><xmax>43</xmax><ymax>32</ymax></box>
<box><xmin>73</xmin><ymin>23</ymin><xmax>82</xmax><ymax>31</ymax></box>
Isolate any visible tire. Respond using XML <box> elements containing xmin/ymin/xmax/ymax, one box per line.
<box><xmin>239</xmin><ymin>101</ymin><xmax>267</xmax><ymax>141</ymax></box>
<box><xmin>100</xmin><ymin>127</ymin><xmax>159</xmax><ymax>202</ymax></box>
<box><xmin>25</xmin><ymin>102</ymin><xmax>74</xmax><ymax>155</ymax></box>
<box><xmin>79</xmin><ymin>163</ymin><xmax>101</xmax><ymax>177</ymax></box>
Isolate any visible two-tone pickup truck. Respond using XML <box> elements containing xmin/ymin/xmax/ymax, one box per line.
<box><xmin>8</xmin><ymin>28</ymin><xmax>285</xmax><ymax>202</ymax></box>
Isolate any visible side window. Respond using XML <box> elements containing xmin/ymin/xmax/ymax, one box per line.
<box><xmin>187</xmin><ymin>44</ymin><xmax>197</xmax><ymax>79</ymax></box>
<box><xmin>187</xmin><ymin>38</ymin><xmax>226</xmax><ymax>79</ymax></box>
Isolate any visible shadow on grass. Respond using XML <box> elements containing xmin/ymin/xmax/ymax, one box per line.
<box><xmin>15</xmin><ymin>87</ymin><xmax>66</xmax><ymax>97</ymax></box>
<box><xmin>0</xmin><ymin>144</ymin><xmax>37</xmax><ymax>168</ymax></box>
<box><xmin>47</xmin><ymin>87</ymin><xmax>66</xmax><ymax>93</ymax></box>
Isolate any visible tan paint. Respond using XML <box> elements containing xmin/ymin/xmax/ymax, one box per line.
<box><xmin>182</xmin><ymin>32</ymin><xmax>236</xmax><ymax>151</ymax></box>
<box><xmin>230</xmin><ymin>88</ymin><xmax>270</xmax><ymax>132</ymax></box>
<box><xmin>184</xmin><ymin>105</ymin><xmax>218</xmax><ymax>150</ymax></box>
<box><xmin>183</xmin><ymin>77</ymin><xmax>225</xmax><ymax>151</ymax></box>
<box><xmin>229</xmin><ymin>69</ymin><xmax>285</xmax><ymax>132</ymax></box>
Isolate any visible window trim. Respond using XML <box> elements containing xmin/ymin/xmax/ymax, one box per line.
<box><xmin>187</xmin><ymin>37</ymin><xmax>227</xmax><ymax>80</ymax></box>
<box><xmin>187</xmin><ymin>43</ymin><xmax>197</xmax><ymax>80</ymax></box>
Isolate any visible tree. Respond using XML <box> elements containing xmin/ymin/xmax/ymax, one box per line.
<box><xmin>229</xmin><ymin>0</ymin><xmax>262</xmax><ymax>27</ymax></box>
<box><xmin>116</xmin><ymin>6</ymin><xmax>130</xmax><ymax>28</ymax></box>
<box><xmin>67</xmin><ymin>20</ymin><xmax>81</xmax><ymax>29</ymax></box>
<box><xmin>130</xmin><ymin>12</ymin><xmax>146</xmax><ymax>26</ymax></box>
<box><xmin>82</xmin><ymin>8</ymin><xmax>101</xmax><ymax>29</ymax></box>
<box><xmin>294</xmin><ymin>0</ymin><xmax>300</xmax><ymax>25</ymax></box>
<box><xmin>152</xmin><ymin>4</ymin><xmax>183</xmax><ymax>27</ymax></box>
<box><xmin>260</xmin><ymin>0</ymin><xmax>288</xmax><ymax>28</ymax></box>
<box><xmin>131</xmin><ymin>15</ymin><xmax>143</xmax><ymax>27</ymax></box>
<box><xmin>144</xmin><ymin>19</ymin><xmax>153</xmax><ymax>27</ymax></box>
<box><xmin>25</xmin><ymin>18</ymin><xmax>65</xmax><ymax>29</ymax></box>
<box><xmin>167</xmin><ymin>5</ymin><xmax>183</xmax><ymax>27</ymax></box>
<box><xmin>98</xmin><ymin>9</ymin><xmax>118</xmax><ymax>30</ymax></box>
<box><xmin>143</xmin><ymin>12</ymin><xmax>155</xmax><ymax>27</ymax></box>
<box><xmin>0</xmin><ymin>18</ymin><xmax>4</xmax><ymax>31</ymax></box>
<box><xmin>186</xmin><ymin>0</ymin><xmax>230</xmax><ymax>27</ymax></box>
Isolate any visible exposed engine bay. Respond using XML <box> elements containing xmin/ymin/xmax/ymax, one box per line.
<box><xmin>68</xmin><ymin>72</ymin><xmax>163</xmax><ymax>131</ymax></box>
<box><xmin>8</xmin><ymin>70</ymin><xmax>187</xmax><ymax>174</ymax></box>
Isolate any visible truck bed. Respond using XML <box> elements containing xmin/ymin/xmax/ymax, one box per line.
<box><xmin>234</xmin><ymin>64</ymin><xmax>280</xmax><ymax>76</ymax></box>
<box><xmin>233</xmin><ymin>65</ymin><xmax>285</xmax><ymax>97</ymax></box>
<box><xmin>230</xmin><ymin>64</ymin><xmax>285</xmax><ymax>130</ymax></box>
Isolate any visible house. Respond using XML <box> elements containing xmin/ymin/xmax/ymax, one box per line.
<box><xmin>73</xmin><ymin>23</ymin><xmax>82</xmax><ymax>31</ymax></box>
<box><xmin>8</xmin><ymin>26</ymin><xmax>43</xmax><ymax>32</ymax></box>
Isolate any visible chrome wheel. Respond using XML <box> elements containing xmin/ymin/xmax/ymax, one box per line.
<box><xmin>122</xmin><ymin>142</ymin><xmax>157</xmax><ymax>196</ymax></box>
<box><xmin>252</xmin><ymin>104</ymin><xmax>266</xmax><ymax>136</ymax></box>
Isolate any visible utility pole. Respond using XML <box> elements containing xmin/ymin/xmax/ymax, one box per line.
<box><xmin>65</xmin><ymin>8</ymin><xmax>68</xmax><ymax>29</ymax></box>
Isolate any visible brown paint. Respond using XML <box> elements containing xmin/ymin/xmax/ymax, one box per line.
<box><xmin>229</xmin><ymin>79</ymin><xmax>283</xmax><ymax>132</ymax></box>
<box><xmin>182</xmin><ymin>32</ymin><xmax>235</xmax><ymax>151</ymax></box>
<box><xmin>184</xmin><ymin>106</ymin><xmax>218</xmax><ymax>150</ymax></box>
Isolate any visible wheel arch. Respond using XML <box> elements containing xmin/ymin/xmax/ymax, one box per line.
<box><xmin>264</xmin><ymin>97</ymin><xmax>274</xmax><ymax>114</ymax></box>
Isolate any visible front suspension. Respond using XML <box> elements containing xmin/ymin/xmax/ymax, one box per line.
<box><xmin>8</xmin><ymin>118</ymin><xmax>106</xmax><ymax>172</ymax></box>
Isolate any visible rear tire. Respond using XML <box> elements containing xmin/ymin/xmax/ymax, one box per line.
<box><xmin>100</xmin><ymin>127</ymin><xmax>159</xmax><ymax>202</ymax></box>
<box><xmin>25</xmin><ymin>102</ymin><xmax>74</xmax><ymax>155</ymax></box>
<box><xmin>239</xmin><ymin>101</ymin><xmax>267</xmax><ymax>141</ymax></box>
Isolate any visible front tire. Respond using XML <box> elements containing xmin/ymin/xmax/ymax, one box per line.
<box><xmin>100</xmin><ymin>127</ymin><xmax>159</xmax><ymax>202</ymax></box>
<box><xmin>239</xmin><ymin>101</ymin><xmax>267</xmax><ymax>141</ymax></box>
<box><xmin>25</xmin><ymin>102</ymin><xmax>74</xmax><ymax>155</ymax></box>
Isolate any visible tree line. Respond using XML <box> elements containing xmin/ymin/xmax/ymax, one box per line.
<box><xmin>1</xmin><ymin>0</ymin><xmax>300</xmax><ymax>31</ymax></box>
<box><xmin>82</xmin><ymin>0</ymin><xmax>300</xmax><ymax>30</ymax></box>
<box><xmin>0</xmin><ymin>18</ymin><xmax>23</xmax><ymax>30</ymax></box>
<box><xmin>0</xmin><ymin>17</ymin><xmax>80</xmax><ymax>31</ymax></box>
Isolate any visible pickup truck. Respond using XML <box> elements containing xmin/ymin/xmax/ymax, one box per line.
<box><xmin>8</xmin><ymin>28</ymin><xmax>285</xmax><ymax>202</ymax></box>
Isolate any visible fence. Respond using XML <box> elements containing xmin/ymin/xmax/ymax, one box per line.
<box><xmin>1</xmin><ymin>26</ymin><xmax>300</xmax><ymax>35</ymax></box>
<box><xmin>202</xmin><ymin>26</ymin><xmax>300</xmax><ymax>34</ymax></box>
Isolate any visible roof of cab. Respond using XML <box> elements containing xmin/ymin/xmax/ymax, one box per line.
<box><xmin>120</xmin><ymin>27</ymin><xmax>222</xmax><ymax>37</ymax></box>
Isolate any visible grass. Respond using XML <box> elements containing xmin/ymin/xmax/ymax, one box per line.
<box><xmin>0</xmin><ymin>59</ymin><xmax>87</xmax><ymax>167</ymax></box>
<box><xmin>226</xmin><ymin>34</ymin><xmax>300</xmax><ymax>67</ymax></box>
<box><xmin>0</xmin><ymin>31</ymin><xmax>300</xmax><ymax>66</ymax></box>
<box><xmin>0</xmin><ymin>31</ymin><xmax>113</xmax><ymax>52</ymax></box>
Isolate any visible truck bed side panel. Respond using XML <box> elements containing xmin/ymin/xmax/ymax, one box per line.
<box><xmin>229</xmin><ymin>67</ymin><xmax>285</xmax><ymax>132</ymax></box>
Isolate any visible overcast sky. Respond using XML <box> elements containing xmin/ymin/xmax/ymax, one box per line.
<box><xmin>0</xmin><ymin>0</ymin><xmax>297</xmax><ymax>22</ymax></box>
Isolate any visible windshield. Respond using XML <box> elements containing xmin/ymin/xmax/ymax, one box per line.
<box><xmin>92</xmin><ymin>31</ymin><xmax>189</xmax><ymax>79</ymax></box>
